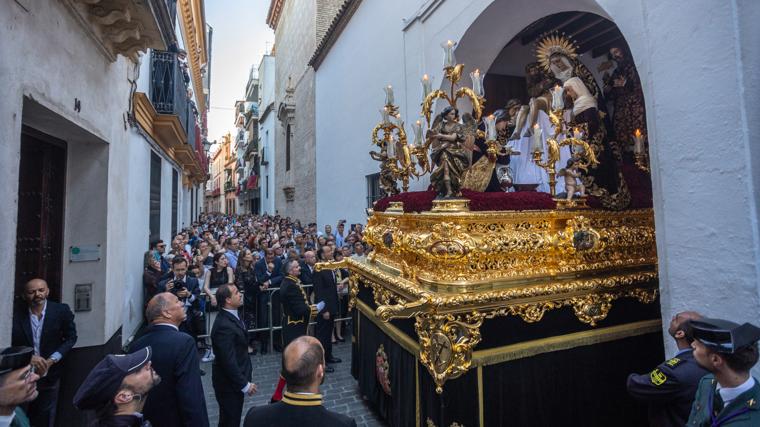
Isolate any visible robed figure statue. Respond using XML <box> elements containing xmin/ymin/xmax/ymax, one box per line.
<box><xmin>428</xmin><ymin>106</ymin><xmax>473</xmax><ymax>198</ymax></box>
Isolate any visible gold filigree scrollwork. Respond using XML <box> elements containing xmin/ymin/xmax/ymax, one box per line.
<box><xmin>416</xmin><ymin>312</ymin><xmax>484</xmax><ymax>393</ymax></box>
<box><xmin>570</xmin><ymin>293</ymin><xmax>615</xmax><ymax>326</ymax></box>
<box><xmin>347</xmin><ymin>275</ymin><xmax>360</xmax><ymax>311</ymax></box>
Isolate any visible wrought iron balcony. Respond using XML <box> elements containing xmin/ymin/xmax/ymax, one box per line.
<box><xmin>150</xmin><ymin>50</ymin><xmax>190</xmax><ymax>135</ymax></box>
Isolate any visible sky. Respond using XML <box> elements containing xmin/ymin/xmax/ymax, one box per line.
<box><xmin>205</xmin><ymin>1</ymin><xmax>274</xmax><ymax>143</ymax></box>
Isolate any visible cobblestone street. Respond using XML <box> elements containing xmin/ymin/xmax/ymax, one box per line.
<box><xmin>201</xmin><ymin>332</ymin><xmax>386</xmax><ymax>426</ymax></box>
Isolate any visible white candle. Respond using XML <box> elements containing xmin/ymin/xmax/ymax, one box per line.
<box><xmin>551</xmin><ymin>85</ymin><xmax>565</xmax><ymax>111</ymax></box>
<box><xmin>386</xmin><ymin>139</ymin><xmax>395</xmax><ymax>158</ymax></box>
<box><xmin>384</xmin><ymin>85</ymin><xmax>394</xmax><ymax>106</ymax></box>
<box><xmin>470</xmin><ymin>69</ymin><xmax>484</xmax><ymax>97</ymax></box>
<box><xmin>530</xmin><ymin>124</ymin><xmax>543</xmax><ymax>152</ymax></box>
<box><xmin>412</xmin><ymin>120</ymin><xmax>423</xmax><ymax>146</ymax></box>
<box><xmin>484</xmin><ymin>114</ymin><xmax>497</xmax><ymax>141</ymax></box>
<box><xmin>633</xmin><ymin>129</ymin><xmax>644</xmax><ymax>154</ymax></box>
<box><xmin>441</xmin><ymin>40</ymin><xmax>457</xmax><ymax>68</ymax></box>
<box><xmin>421</xmin><ymin>74</ymin><xmax>432</xmax><ymax>99</ymax></box>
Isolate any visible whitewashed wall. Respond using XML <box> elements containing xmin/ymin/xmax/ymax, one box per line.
<box><xmin>315</xmin><ymin>0</ymin><xmax>760</xmax><ymax>361</ymax></box>
<box><xmin>258</xmin><ymin>54</ymin><xmax>277</xmax><ymax>215</ymax></box>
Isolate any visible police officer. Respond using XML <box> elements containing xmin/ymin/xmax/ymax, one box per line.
<box><xmin>687</xmin><ymin>318</ymin><xmax>760</xmax><ymax>426</ymax></box>
<box><xmin>280</xmin><ymin>259</ymin><xmax>318</xmax><ymax>347</ymax></box>
<box><xmin>627</xmin><ymin>311</ymin><xmax>709</xmax><ymax>427</ymax></box>
<box><xmin>73</xmin><ymin>347</ymin><xmax>161</xmax><ymax>427</ymax></box>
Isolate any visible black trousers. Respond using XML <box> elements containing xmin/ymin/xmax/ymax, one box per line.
<box><xmin>215</xmin><ymin>390</ymin><xmax>244</xmax><ymax>427</ymax></box>
<box><xmin>26</xmin><ymin>378</ymin><xmax>59</xmax><ymax>427</ymax></box>
<box><xmin>316</xmin><ymin>314</ymin><xmax>334</xmax><ymax>360</ymax></box>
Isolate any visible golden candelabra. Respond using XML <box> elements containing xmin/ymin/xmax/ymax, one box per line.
<box><xmin>531</xmin><ymin>107</ymin><xmax>598</xmax><ymax>204</ymax></box>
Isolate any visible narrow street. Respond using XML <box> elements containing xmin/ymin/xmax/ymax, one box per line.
<box><xmin>201</xmin><ymin>331</ymin><xmax>386</xmax><ymax>426</ymax></box>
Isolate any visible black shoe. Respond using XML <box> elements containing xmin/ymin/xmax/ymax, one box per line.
<box><xmin>326</xmin><ymin>357</ymin><xmax>342</xmax><ymax>364</ymax></box>
<box><xmin>325</xmin><ymin>366</ymin><xmax>335</xmax><ymax>373</ymax></box>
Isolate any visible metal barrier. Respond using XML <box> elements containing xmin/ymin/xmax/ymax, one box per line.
<box><xmin>197</xmin><ymin>283</ymin><xmax>352</xmax><ymax>354</ymax></box>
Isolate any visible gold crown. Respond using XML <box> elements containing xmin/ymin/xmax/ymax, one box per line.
<box><xmin>535</xmin><ymin>31</ymin><xmax>579</xmax><ymax>72</ymax></box>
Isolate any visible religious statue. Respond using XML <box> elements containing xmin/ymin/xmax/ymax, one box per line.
<box><xmin>563</xmin><ymin>77</ymin><xmax>630</xmax><ymax>210</ymax></box>
<box><xmin>462</xmin><ymin>109</ymin><xmax>520</xmax><ymax>192</ymax></box>
<box><xmin>369</xmin><ymin>144</ymin><xmax>400</xmax><ymax>196</ymax></box>
<box><xmin>602</xmin><ymin>45</ymin><xmax>647</xmax><ymax>155</ymax></box>
<box><xmin>428</xmin><ymin>106</ymin><xmax>475</xmax><ymax>198</ymax></box>
<box><xmin>509</xmin><ymin>62</ymin><xmax>558</xmax><ymax>139</ymax></box>
<box><xmin>558</xmin><ymin>158</ymin><xmax>585</xmax><ymax>201</ymax></box>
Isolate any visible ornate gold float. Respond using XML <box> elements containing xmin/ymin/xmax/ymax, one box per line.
<box><xmin>319</xmin><ymin>202</ymin><xmax>658</xmax><ymax>393</ymax></box>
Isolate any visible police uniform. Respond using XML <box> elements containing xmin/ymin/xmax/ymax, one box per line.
<box><xmin>280</xmin><ymin>274</ymin><xmax>316</xmax><ymax>347</ymax></box>
<box><xmin>243</xmin><ymin>391</ymin><xmax>356</xmax><ymax>427</ymax></box>
<box><xmin>686</xmin><ymin>318</ymin><xmax>760</xmax><ymax>426</ymax></box>
<box><xmin>627</xmin><ymin>348</ymin><xmax>710</xmax><ymax>427</ymax></box>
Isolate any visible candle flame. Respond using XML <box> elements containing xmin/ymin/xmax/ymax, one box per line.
<box><xmin>447</xmin><ymin>40</ymin><xmax>453</xmax><ymax>47</ymax></box>
<box><xmin>422</xmin><ymin>74</ymin><xmax>429</xmax><ymax>80</ymax></box>
<box><xmin>533</xmin><ymin>124</ymin><xmax>540</xmax><ymax>129</ymax></box>
<box><xmin>634</xmin><ymin>129</ymin><xmax>642</xmax><ymax>137</ymax></box>
<box><xmin>415</xmin><ymin>120</ymin><xmax>421</xmax><ymax>125</ymax></box>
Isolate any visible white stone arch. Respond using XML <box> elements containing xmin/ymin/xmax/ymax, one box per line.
<box><xmin>402</xmin><ymin>0</ymin><xmax>760</xmax><ymax>357</ymax></box>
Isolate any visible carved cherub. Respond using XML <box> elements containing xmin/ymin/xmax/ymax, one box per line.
<box><xmin>558</xmin><ymin>158</ymin><xmax>585</xmax><ymax>201</ymax></box>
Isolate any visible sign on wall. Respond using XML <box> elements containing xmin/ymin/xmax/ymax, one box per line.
<box><xmin>69</xmin><ymin>244</ymin><xmax>101</xmax><ymax>262</ymax></box>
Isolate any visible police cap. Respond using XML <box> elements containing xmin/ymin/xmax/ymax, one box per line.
<box><xmin>690</xmin><ymin>318</ymin><xmax>760</xmax><ymax>354</ymax></box>
<box><xmin>73</xmin><ymin>346</ymin><xmax>152</xmax><ymax>410</ymax></box>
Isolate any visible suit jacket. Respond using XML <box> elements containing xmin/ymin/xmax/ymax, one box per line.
<box><xmin>254</xmin><ymin>258</ymin><xmax>283</xmax><ymax>288</ymax></box>
<box><xmin>211</xmin><ymin>309</ymin><xmax>252</xmax><ymax>394</ymax></box>
<box><xmin>12</xmin><ymin>300</ymin><xmax>77</xmax><ymax>383</ymax></box>
<box><xmin>627</xmin><ymin>350</ymin><xmax>710</xmax><ymax>427</ymax></box>
<box><xmin>299</xmin><ymin>262</ymin><xmax>315</xmax><ymax>285</ymax></box>
<box><xmin>313</xmin><ymin>269</ymin><xmax>339</xmax><ymax>315</ymax></box>
<box><xmin>130</xmin><ymin>324</ymin><xmax>209</xmax><ymax>427</ymax></box>
<box><xmin>243</xmin><ymin>391</ymin><xmax>356</xmax><ymax>427</ymax></box>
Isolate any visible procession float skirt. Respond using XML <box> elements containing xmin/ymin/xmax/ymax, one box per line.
<box><xmin>319</xmin><ymin>200</ymin><xmax>662</xmax><ymax>426</ymax></box>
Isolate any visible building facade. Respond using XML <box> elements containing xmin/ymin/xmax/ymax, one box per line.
<box><xmin>312</xmin><ymin>0</ymin><xmax>760</xmax><ymax>361</ymax></box>
<box><xmin>266</xmin><ymin>0</ymin><xmax>346</xmax><ymax>222</ymax></box>
<box><xmin>1</xmin><ymin>0</ymin><xmax>210</xmax><ymax>424</ymax></box>
<box><xmin>257</xmin><ymin>53</ymin><xmax>277</xmax><ymax>215</ymax></box>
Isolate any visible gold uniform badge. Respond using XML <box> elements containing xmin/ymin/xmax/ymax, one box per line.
<box><xmin>650</xmin><ymin>368</ymin><xmax>667</xmax><ymax>386</ymax></box>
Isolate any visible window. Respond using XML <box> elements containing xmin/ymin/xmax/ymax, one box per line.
<box><xmin>286</xmin><ymin>124</ymin><xmax>291</xmax><ymax>171</ymax></box>
<box><xmin>266</xmin><ymin>175</ymin><xmax>269</xmax><ymax>199</ymax></box>
<box><xmin>366</xmin><ymin>173</ymin><xmax>382</xmax><ymax>208</ymax></box>
<box><xmin>171</xmin><ymin>169</ymin><xmax>178</xmax><ymax>236</ymax></box>
<box><xmin>149</xmin><ymin>153</ymin><xmax>162</xmax><ymax>244</ymax></box>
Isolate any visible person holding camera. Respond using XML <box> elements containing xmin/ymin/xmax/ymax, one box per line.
<box><xmin>158</xmin><ymin>257</ymin><xmax>209</xmax><ymax>361</ymax></box>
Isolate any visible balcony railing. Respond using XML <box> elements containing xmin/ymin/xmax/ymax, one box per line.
<box><xmin>224</xmin><ymin>181</ymin><xmax>235</xmax><ymax>193</ymax></box>
<box><xmin>150</xmin><ymin>50</ymin><xmax>189</xmax><ymax>135</ymax></box>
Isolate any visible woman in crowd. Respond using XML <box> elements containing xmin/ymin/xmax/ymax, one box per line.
<box><xmin>203</xmin><ymin>253</ymin><xmax>234</xmax><ymax>307</ymax></box>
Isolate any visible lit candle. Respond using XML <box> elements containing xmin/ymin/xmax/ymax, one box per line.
<box><xmin>441</xmin><ymin>40</ymin><xmax>457</xmax><ymax>68</ymax></box>
<box><xmin>633</xmin><ymin>129</ymin><xmax>644</xmax><ymax>154</ymax></box>
<box><xmin>530</xmin><ymin>124</ymin><xmax>543</xmax><ymax>152</ymax></box>
<box><xmin>551</xmin><ymin>85</ymin><xmax>565</xmax><ymax>111</ymax></box>
<box><xmin>484</xmin><ymin>114</ymin><xmax>497</xmax><ymax>141</ymax></box>
<box><xmin>573</xmin><ymin>127</ymin><xmax>583</xmax><ymax>140</ymax></box>
<box><xmin>384</xmin><ymin>85</ymin><xmax>395</xmax><ymax>106</ymax></box>
<box><xmin>470</xmin><ymin>69</ymin><xmax>484</xmax><ymax>97</ymax></box>
<box><xmin>421</xmin><ymin>74</ymin><xmax>432</xmax><ymax>99</ymax></box>
<box><xmin>412</xmin><ymin>120</ymin><xmax>423</xmax><ymax>146</ymax></box>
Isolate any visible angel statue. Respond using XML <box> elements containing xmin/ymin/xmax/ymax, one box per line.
<box><xmin>369</xmin><ymin>144</ymin><xmax>400</xmax><ymax>196</ymax></box>
<box><xmin>427</xmin><ymin>106</ymin><xmax>476</xmax><ymax>198</ymax></box>
<box><xmin>558</xmin><ymin>158</ymin><xmax>585</xmax><ymax>201</ymax></box>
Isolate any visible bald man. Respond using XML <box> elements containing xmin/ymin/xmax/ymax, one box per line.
<box><xmin>12</xmin><ymin>278</ymin><xmax>77</xmax><ymax>427</ymax></box>
<box><xmin>243</xmin><ymin>336</ymin><xmax>356</xmax><ymax>427</ymax></box>
<box><xmin>627</xmin><ymin>311</ymin><xmax>709</xmax><ymax>427</ymax></box>
<box><xmin>131</xmin><ymin>293</ymin><xmax>209</xmax><ymax>427</ymax></box>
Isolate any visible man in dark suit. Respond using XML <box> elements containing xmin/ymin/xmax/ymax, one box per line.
<box><xmin>299</xmin><ymin>250</ymin><xmax>316</xmax><ymax>300</ymax></box>
<box><xmin>158</xmin><ymin>257</ymin><xmax>207</xmax><ymax>347</ymax></box>
<box><xmin>280</xmin><ymin>260</ymin><xmax>317</xmax><ymax>347</ymax></box>
<box><xmin>313</xmin><ymin>246</ymin><xmax>340</xmax><ymax>373</ymax></box>
<box><xmin>243</xmin><ymin>336</ymin><xmax>356</xmax><ymax>427</ymax></box>
<box><xmin>254</xmin><ymin>249</ymin><xmax>283</xmax><ymax>353</ymax></box>
<box><xmin>627</xmin><ymin>311</ymin><xmax>709</xmax><ymax>427</ymax></box>
<box><xmin>211</xmin><ymin>284</ymin><xmax>257</xmax><ymax>427</ymax></box>
<box><xmin>130</xmin><ymin>292</ymin><xmax>209</xmax><ymax>427</ymax></box>
<box><xmin>12</xmin><ymin>278</ymin><xmax>77</xmax><ymax>427</ymax></box>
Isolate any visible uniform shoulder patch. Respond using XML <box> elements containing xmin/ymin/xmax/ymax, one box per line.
<box><xmin>650</xmin><ymin>368</ymin><xmax>667</xmax><ymax>386</ymax></box>
<box><xmin>665</xmin><ymin>357</ymin><xmax>684</xmax><ymax>368</ymax></box>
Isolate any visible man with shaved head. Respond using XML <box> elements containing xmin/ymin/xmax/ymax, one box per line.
<box><xmin>627</xmin><ymin>311</ymin><xmax>709</xmax><ymax>427</ymax></box>
<box><xmin>243</xmin><ymin>336</ymin><xmax>356</xmax><ymax>427</ymax></box>
<box><xmin>12</xmin><ymin>278</ymin><xmax>77</xmax><ymax>427</ymax></box>
<box><xmin>130</xmin><ymin>293</ymin><xmax>209</xmax><ymax>427</ymax></box>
